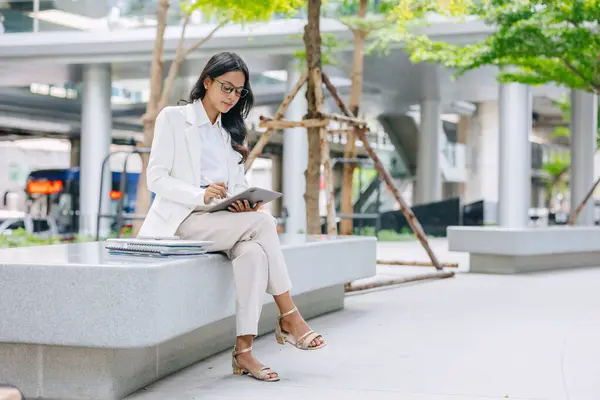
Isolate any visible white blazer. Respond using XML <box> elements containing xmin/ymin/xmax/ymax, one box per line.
<box><xmin>137</xmin><ymin>103</ymin><xmax>248</xmax><ymax>238</ymax></box>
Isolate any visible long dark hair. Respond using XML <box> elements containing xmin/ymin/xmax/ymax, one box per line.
<box><xmin>186</xmin><ymin>52</ymin><xmax>253</xmax><ymax>163</ymax></box>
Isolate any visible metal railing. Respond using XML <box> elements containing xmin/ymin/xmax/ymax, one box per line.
<box><xmin>95</xmin><ymin>148</ymin><xmax>150</xmax><ymax>241</ymax></box>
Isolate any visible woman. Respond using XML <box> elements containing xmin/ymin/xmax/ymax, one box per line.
<box><xmin>138</xmin><ymin>52</ymin><xmax>326</xmax><ymax>382</ymax></box>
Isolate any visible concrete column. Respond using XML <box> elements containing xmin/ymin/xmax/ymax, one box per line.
<box><xmin>570</xmin><ymin>90</ymin><xmax>597</xmax><ymax>226</ymax></box>
<box><xmin>70</xmin><ymin>138</ymin><xmax>81</xmax><ymax>167</ymax></box>
<box><xmin>498</xmin><ymin>82</ymin><xmax>531</xmax><ymax>228</ymax></box>
<box><xmin>282</xmin><ymin>59</ymin><xmax>308</xmax><ymax>234</ymax></box>
<box><xmin>80</xmin><ymin>64</ymin><xmax>112</xmax><ymax>237</ymax></box>
<box><xmin>415</xmin><ymin>63</ymin><xmax>442</xmax><ymax>204</ymax></box>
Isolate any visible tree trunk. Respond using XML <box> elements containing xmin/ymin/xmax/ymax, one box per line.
<box><xmin>313</xmin><ymin>68</ymin><xmax>337</xmax><ymax>235</ymax></box>
<box><xmin>340</xmin><ymin>0</ymin><xmax>367</xmax><ymax>235</ymax></box>
<box><xmin>303</xmin><ymin>0</ymin><xmax>323</xmax><ymax>235</ymax></box>
<box><xmin>133</xmin><ymin>0</ymin><xmax>169</xmax><ymax>234</ymax></box>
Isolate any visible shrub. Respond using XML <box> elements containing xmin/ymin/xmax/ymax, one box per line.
<box><xmin>0</xmin><ymin>229</ymin><xmax>94</xmax><ymax>248</ymax></box>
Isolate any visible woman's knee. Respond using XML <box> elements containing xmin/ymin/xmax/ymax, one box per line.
<box><xmin>232</xmin><ymin>240</ymin><xmax>266</xmax><ymax>261</ymax></box>
<box><xmin>254</xmin><ymin>211</ymin><xmax>278</xmax><ymax>230</ymax></box>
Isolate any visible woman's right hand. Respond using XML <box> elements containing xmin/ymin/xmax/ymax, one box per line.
<box><xmin>203</xmin><ymin>182</ymin><xmax>228</xmax><ymax>204</ymax></box>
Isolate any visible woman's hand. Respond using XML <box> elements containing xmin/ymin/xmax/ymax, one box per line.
<box><xmin>228</xmin><ymin>200</ymin><xmax>264</xmax><ymax>213</ymax></box>
<box><xmin>203</xmin><ymin>182</ymin><xmax>228</xmax><ymax>204</ymax></box>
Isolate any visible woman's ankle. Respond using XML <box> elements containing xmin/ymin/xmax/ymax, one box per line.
<box><xmin>281</xmin><ymin>310</ymin><xmax>304</xmax><ymax>329</ymax></box>
<box><xmin>236</xmin><ymin>335</ymin><xmax>253</xmax><ymax>350</ymax></box>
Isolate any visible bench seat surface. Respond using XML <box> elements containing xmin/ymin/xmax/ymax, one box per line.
<box><xmin>448</xmin><ymin>226</ymin><xmax>600</xmax><ymax>255</ymax></box>
<box><xmin>448</xmin><ymin>226</ymin><xmax>600</xmax><ymax>274</ymax></box>
<box><xmin>0</xmin><ymin>234</ymin><xmax>376</xmax><ymax>348</ymax></box>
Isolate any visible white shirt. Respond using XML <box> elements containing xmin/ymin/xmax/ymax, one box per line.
<box><xmin>193</xmin><ymin>101</ymin><xmax>230</xmax><ymax>187</ymax></box>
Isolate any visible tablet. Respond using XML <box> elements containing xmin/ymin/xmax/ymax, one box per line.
<box><xmin>205</xmin><ymin>187</ymin><xmax>283</xmax><ymax>213</ymax></box>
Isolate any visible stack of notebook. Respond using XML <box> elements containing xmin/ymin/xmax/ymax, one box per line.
<box><xmin>104</xmin><ymin>237</ymin><xmax>212</xmax><ymax>257</ymax></box>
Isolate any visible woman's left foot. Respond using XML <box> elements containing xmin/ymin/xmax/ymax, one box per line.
<box><xmin>276</xmin><ymin>307</ymin><xmax>326</xmax><ymax>349</ymax></box>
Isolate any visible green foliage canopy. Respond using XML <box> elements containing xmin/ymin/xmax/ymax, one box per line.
<box><xmin>293</xmin><ymin>0</ymin><xmax>470</xmax><ymax>68</ymax></box>
<box><xmin>371</xmin><ymin>0</ymin><xmax>472</xmax><ymax>50</ymax></box>
<box><xmin>184</xmin><ymin>0</ymin><xmax>304</xmax><ymax>24</ymax></box>
<box><xmin>550</xmin><ymin>96</ymin><xmax>600</xmax><ymax>148</ymax></box>
<box><xmin>403</xmin><ymin>0</ymin><xmax>600</xmax><ymax>93</ymax></box>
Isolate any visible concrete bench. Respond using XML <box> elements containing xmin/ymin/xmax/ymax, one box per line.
<box><xmin>448</xmin><ymin>226</ymin><xmax>600</xmax><ymax>274</ymax></box>
<box><xmin>0</xmin><ymin>234</ymin><xmax>376</xmax><ymax>400</ymax></box>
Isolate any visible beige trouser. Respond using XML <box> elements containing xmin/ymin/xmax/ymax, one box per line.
<box><xmin>177</xmin><ymin>210</ymin><xmax>292</xmax><ymax>336</ymax></box>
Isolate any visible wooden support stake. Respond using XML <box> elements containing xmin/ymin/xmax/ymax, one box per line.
<box><xmin>321</xmin><ymin>71</ymin><xmax>443</xmax><ymax>271</ymax></box>
<box><xmin>245</xmin><ymin>71</ymin><xmax>308</xmax><ymax>172</ymax></box>
<box><xmin>313</xmin><ymin>68</ymin><xmax>337</xmax><ymax>235</ymax></box>
<box><xmin>377</xmin><ymin>260</ymin><xmax>459</xmax><ymax>268</ymax></box>
<box><xmin>568</xmin><ymin>175</ymin><xmax>600</xmax><ymax>225</ymax></box>
<box><xmin>322</xmin><ymin>72</ymin><xmax>353</xmax><ymax>117</ymax></box>
<box><xmin>319</xmin><ymin>112</ymin><xmax>367</xmax><ymax>127</ymax></box>
<box><xmin>327</xmin><ymin>129</ymin><xmax>355</xmax><ymax>135</ymax></box>
<box><xmin>258</xmin><ymin>118</ymin><xmax>329</xmax><ymax>129</ymax></box>
<box><xmin>345</xmin><ymin>270</ymin><xmax>455</xmax><ymax>292</ymax></box>
<box><xmin>355</xmin><ymin>128</ymin><xmax>443</xmax><ymax>270</ymax></box>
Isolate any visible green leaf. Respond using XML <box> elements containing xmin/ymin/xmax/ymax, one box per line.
<box><xmin>542</xmin><ymin>155</ymin><xmax>570</xmax><ymax>178</ymax></box>
<box><xmin>553</xmin><ymin>126</ymin><xmax>571</xmax><ymax>138</ymax></box>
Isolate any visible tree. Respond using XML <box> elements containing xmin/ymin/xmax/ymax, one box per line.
<box><xmin>134</xmin><ymin>0</ymin><xmax>302</xmax><ymax>231</ymax></box>
<box><xmin>396</xmin><ymin>0</ymin><xmax>600</xmax><ymax>222</ymax></box>
<box><xmin>400</xmin><ymin>0</ymin><xmax>600</xmax><ymax>93</ymax></box>
<box><xmin>244</xmin><ymin>0</ymin><xmax>468</xmax><ymax>236</ymax></box>
<box><xmin>330</xmin><ymin>0</ymin><xmax>469</xmax><ymax>235</ymax></box>
<box><xmin>336</xmin><ymin>0</ymin><xmax>395</xmax><ymax>235</ymax></box>
<box><xmin>303</xmin><ymin>0</ymin><xmax>324</xmax><ymax>235</ymax></box>
<box><xmin>247</xmin><ymin>0</ymin><xmax>447</xmax><ymax>269</ymax></box>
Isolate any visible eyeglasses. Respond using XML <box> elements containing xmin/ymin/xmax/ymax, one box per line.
<box><xmin>213</xmin><ymin>78</ymin><xmax>249</xmax><ymax>98</ymax></box>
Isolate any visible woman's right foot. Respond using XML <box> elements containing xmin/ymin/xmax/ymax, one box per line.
<box><xmin>233</xmin><ymin>346</ymin><xmax>279</xmax><ymax>381</ymax></box>
<box><xmin>280</xmin><ymin>311</ymin><xmax>325</xmax><ymax>348</ymax></box>
<box><xmin>276</xmin><ymin>307</ymin><xmax>326</xmax><ymax>350</ymax></box>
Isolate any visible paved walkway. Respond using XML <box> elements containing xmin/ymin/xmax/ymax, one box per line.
<box><xmin>126</xmin><ymin>240</ymin><xmax>600</xmax><ymax>400</ymax></box>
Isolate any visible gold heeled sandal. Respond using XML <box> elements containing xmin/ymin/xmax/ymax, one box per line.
<box><xmin>231</xmin><ymin>346</ymin><xmax>280</xmax><ymax>382</ymax></box>
<box><xmin>275</xmin><ymin>307</ymin><xmax>327</xmax><ymax>350</ymax></box>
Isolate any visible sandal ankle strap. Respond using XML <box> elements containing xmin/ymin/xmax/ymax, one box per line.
<box><xmin>279</xmin><ymin>306</ymin><xmax>298</xmax><ymax>319</ymax></box>
<box><xmin>233</xmin><ymin>345</ymin><xmax>253</xmax><ymax>356</ymax></box>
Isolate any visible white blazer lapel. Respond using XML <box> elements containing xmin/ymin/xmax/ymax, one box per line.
<box><xmin>182</xmin><ymin>104</ymin><xmax>202</xmax><ymax>186</ymax></box>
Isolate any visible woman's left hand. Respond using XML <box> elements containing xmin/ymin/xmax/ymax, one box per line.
<box><xmin>228</xmin><ymin>200</ymin><xmax>264</xmax><ymax>213</ymax></box>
